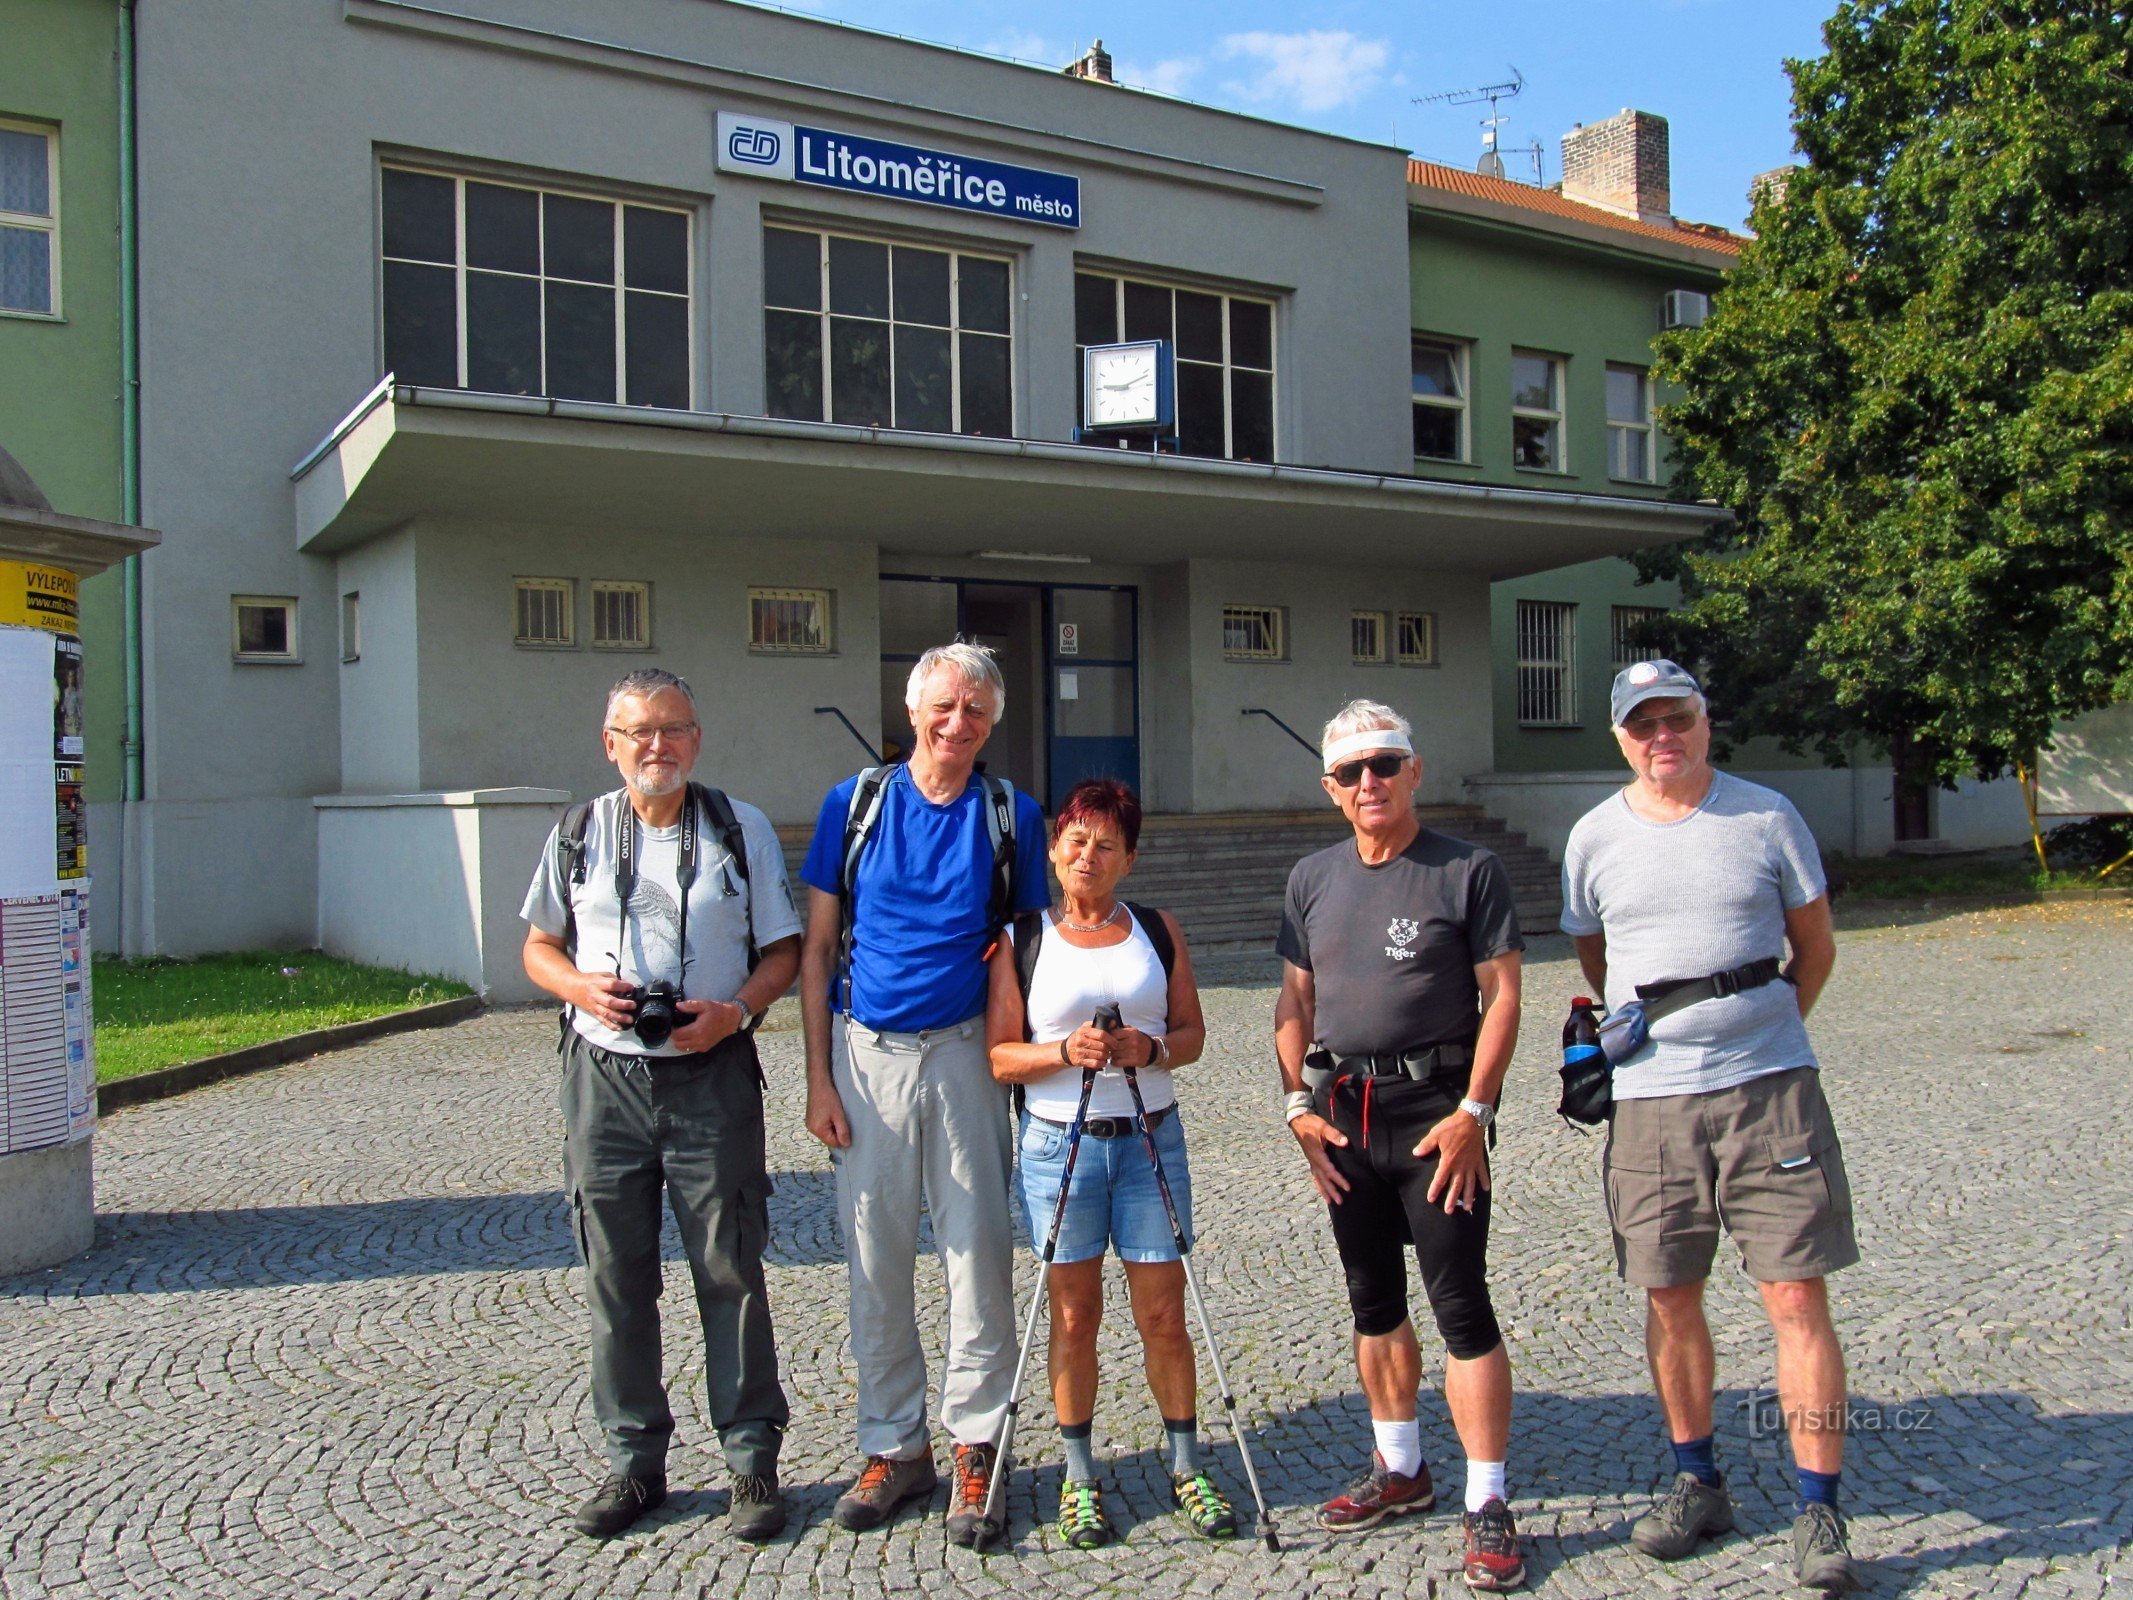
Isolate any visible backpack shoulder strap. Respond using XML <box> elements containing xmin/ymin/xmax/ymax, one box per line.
<box><xmin>1012</xmin><ymin>908</ymin><xmax>1046</xmax><ymax>1008</ymax></box>
<box><xmin>979</xmin><ymin>773</ymin><xmax>1018</xmax><ymax>933</ymax></box>
<box><xmin>1125</xmin><ymin>900</ymin><xmax>1176</xmax><ymax>982</ymax></box>
<box><xmin>556</xmin><ymin>796</ymin><xmax>598</xmax><ymax>958</ymax></box>
<box><xmin>693</xmin><ymin>783</ymin><xmax>758</xmax><ymax>971</ymax></box>
<box><xmin>841</xmin><ymin>765</ymin><xmax>892</xmax><ymax>896</ymax></box>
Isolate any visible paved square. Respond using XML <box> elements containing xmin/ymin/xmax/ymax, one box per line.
<box><xmin>5</xmin><ymin>902</ymin><xmax>2129</xmax><ymax>1598</ymax></box>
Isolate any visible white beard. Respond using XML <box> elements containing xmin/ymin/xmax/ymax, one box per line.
<box><xmin>629</xmin><ymin>765</ymin><xmax>685</xmax><ymax>798</ymax></box>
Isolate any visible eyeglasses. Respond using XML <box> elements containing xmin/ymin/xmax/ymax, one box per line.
<box><xmin>1620</xmin><ymin>710</ymin><xmax>1700</xmax><ymax>741</ymax></box>
<box><xmin>607</xmin><ymin>721</ymin><xmax>699</xmax><ymax>746</ymax></box>
<box><xmin>1329</xmin><ymin>753</ymin><xmax>1408</xmax><ymax>787</ymax></box>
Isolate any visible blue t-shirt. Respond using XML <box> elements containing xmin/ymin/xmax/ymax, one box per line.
<box><xmin>801</xmin><ymin>767</ymin><xmax>1050</xmax><ymax>1032</ymax></box>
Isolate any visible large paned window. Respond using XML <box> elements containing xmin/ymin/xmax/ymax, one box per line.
<box><xmin>1511</xmin><ymin>351</ymin><xmax>1564</xmax><ymax>472</ymax></box>
<box><xmin>1607</xmin><ymin>364</ymin><xmax>1655</xmax><ymax>481</ymax></box>
<box><xmin>0</xmin><ymin>121</ymin><xmax>58</xmax><ymax>316</ymax></box>
<box><xmin>1074</xmin><ymin>272</ymin><xmax>1275</xmax><ymax>461</ymax></box>
<box><xmin>380</xmin><ymin>166</ymin><xmax>691</xmax><ymax>408</ymax></box>
<box><xmin>763</xmin><ymin>227</ymin><xmax>1012</xmax><ymax>436</ymax></box>
<box><xmin>1410</xmin><ymin>336</ymin><xmax>1467</xmax><ymax>461</ymax></box>
<box><xmin>1516</xmin><ymin>600</ymin><xmax>1578</xmax><ymax>725</ymax></box>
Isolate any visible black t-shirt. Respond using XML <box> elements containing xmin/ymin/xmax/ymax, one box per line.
<box><xmin>1277</xmin><ymin>828</ymin><xmax>1524</xmax><ymax>1057</ymax></box>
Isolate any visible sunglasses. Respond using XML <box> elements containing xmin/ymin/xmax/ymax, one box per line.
<box><xmin>1620</xmin><ymin>710</ymin><xmax>1700</xmax><ymax>741</ymax></box>
<box><xmin>1329</xmin><ymin>753</ymin><xmax>1408</xmax><ymax>787</ymax></box>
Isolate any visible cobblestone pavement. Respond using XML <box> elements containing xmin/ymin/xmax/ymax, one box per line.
<box><xmin>5</xmin><ymin>901</ymin><xmax>2130</xmax><ymax>1599</ymax></box>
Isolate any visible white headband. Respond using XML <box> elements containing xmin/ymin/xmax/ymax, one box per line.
<box><xmin>1322</xmin><ymin>728</ymin><xmax>1415</xmax><ymax>771</ymax></box>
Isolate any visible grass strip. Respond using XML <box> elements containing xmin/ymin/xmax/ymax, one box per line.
<box><xmin>92</xmin><ymin>949</ymin><xmax>472</xmax><ymax>1083</ymax></box>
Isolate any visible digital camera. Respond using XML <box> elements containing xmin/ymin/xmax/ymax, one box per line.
<box><xmin>628</xmin><ymin>980</ymin><xmax>684</xmax><ymax>1049</ymax></box>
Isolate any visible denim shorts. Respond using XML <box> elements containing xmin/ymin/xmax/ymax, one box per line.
<box><xmin>1016</xmin><ymin>1104</ymin><xmax>1194</xmax><ymax>1264</ymax></box>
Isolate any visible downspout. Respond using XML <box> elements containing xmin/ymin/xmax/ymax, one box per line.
<box><xmin>118</xmin><ymin>0</ymin><xmax>146</xmax><ymax>949</ymax></box>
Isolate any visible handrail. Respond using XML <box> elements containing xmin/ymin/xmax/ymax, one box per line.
<box><xmin>1242</xmin><ymin>707</ymin><xmax>1319</xmax><ymax>763</ymax></box>
<box><xmin>815</xmin><ymin>706</ymin><xmax>882</xmax><ymax>764</ymax></box>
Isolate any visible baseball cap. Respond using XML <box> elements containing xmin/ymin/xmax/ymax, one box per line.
<box><xmin>1609</xmin><ymin>659</ymin><xmax>1702</xmax><ymax>727</ymax></box>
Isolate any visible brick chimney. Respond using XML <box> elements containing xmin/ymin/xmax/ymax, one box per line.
<box><xmin>1560</xmin><ymin>109</ymin><xmax>1672</xmax><ymax>225</ymax></box>
<box><xmin>1063</xmin><ymin>39</ymin><xmax>1114</xmax><ymax>84</ymax></box>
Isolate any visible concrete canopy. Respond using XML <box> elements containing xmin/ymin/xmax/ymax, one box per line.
<box><xmin>0</xmin><ymin>443</ymin><xmax>159</xmax><ymax>577</ymax></box>
<box><xmin>293</xmin><ymin>382</ymin><xmax>1720</xmax><ymax>579</ymax></box>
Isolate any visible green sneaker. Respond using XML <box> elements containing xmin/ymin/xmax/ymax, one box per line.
<box><xmin>1056</xmin><ymin>1477</ymin><xmax>1114</xmax><ymax>1549</ymax></box>
<box><xmin>1173</xmin><ymin>1469</ymin><xmax>1238</xmax><ymax>1539</ymax></box>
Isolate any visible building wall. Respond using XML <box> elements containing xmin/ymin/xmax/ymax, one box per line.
<box><xmin>0</xmin><ymin>0</ymin><xmax>124</xmax><ymax>807</ymax></box>
<box><xmin>128</xmin><ymin>0</ymin><xmax>1415</xmax><ymax>951</ymax></box>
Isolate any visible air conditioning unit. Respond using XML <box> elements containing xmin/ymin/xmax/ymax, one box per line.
<box><xmin>1662</xmin><ymin>289</ymin><xmax>1711</xmax><ymax>330</ymax></box>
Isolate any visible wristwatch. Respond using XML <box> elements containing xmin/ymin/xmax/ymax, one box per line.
<box><xmin>1458</xmin><ymin>1097</ymin><xmax>1496</xmax><ymax>1129</ymax></box>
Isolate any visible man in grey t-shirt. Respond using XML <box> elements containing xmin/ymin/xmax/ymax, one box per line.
<box><xmin>520</xmin><ymin>669</ymin><xmax>803</xmax><ymax>1544</ymax></box>
<box><xmin>1560</xmin><ymin>660</ymin><xmax>1859</xmax><ymax>1593</ymax></box>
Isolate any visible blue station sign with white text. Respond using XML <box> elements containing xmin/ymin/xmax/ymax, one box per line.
<box><xmin>716</xmin><ymin>112</ymin><xmax>1080</xmax><ymax>229</ymax></box>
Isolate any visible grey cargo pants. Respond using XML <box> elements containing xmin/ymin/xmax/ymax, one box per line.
<box><xmin>559</xmin><ymin>1026</ymin><xmax>790</xmax><ymax>1479</ymax></box>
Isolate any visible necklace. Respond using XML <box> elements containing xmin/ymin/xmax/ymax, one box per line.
<box><xmin>1059</xmin><ymin>903</ymin><xmax>1122</xmax><ymax>933</ymax></box>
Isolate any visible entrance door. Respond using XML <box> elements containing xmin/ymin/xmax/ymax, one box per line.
<box><xmin>1046</xmin><ymin>584</ymin><xmax>1140</xmax><ymax>803</ymax></box>
<box><xmin>962</xmin><ymin>583</ymin><xmax>1045</xmax><ymax>801</ymax></box>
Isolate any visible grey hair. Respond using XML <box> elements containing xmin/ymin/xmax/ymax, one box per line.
<box><xmin>605</xmin><ymin>668</ymin><xmax>696</xmax><ymax>722</ymax></box>
<box><xmin>906</xmin><ymin>640</ymin><xmax>1007</xmax><ymax>720</ymax></box>
<box><xmin>1320</xmin><ymin>698</ymin><xmax>1413</xmax><ymax>758</ymax></box>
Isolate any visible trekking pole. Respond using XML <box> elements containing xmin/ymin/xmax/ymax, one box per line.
<box><xmin>984</xmin><ymin>1063</ymin><xmax>1099</xmax><ymax>1535</ymax></box>
<box><xmin>1120</xmin><ymin>1064</ymin><xmax>1283</xmax><ymax>1552</ymax></box>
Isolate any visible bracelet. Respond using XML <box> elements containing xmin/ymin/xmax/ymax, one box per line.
<box><xmin>1059</xmin><ymin>1036</ymin><xmax>1073</xmax><ymax>1067</ymax></box>
<box><xmin>1285</xmin><ymin>1090</ymin><xmax>1315</xmax><ymax>1124</ymax></box>
<box><xmin>1151</xmin><ymin>1034</ymin><xmax>1170</xmax><ymax>1066</ymax></box>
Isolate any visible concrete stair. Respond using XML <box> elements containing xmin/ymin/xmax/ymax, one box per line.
<box><xmin>778</xmin><ymin>804</ymin><xmax>1562</xmax><ymax>958</ymax></box>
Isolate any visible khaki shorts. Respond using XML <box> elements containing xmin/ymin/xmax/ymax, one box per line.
<box><xmin>1604</xmin><ymin>1066</ymin><xmax>1858</xmax><ymax>1289</ymax></box>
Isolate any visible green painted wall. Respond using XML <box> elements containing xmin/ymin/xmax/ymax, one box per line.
<box><xmin>1408</xmin><ymin>207</ymin><xmax>1734</xmax><ymax>771</ymax></box>
<box><xmin>0</xmin><ymin>0</ymin><xmax>125</xmax><ymax>804</ymax></box>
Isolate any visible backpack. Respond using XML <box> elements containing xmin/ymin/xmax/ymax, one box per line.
<box><xmin>556</xmin><ymin>781</ymin><xmax>756</xmax><ymax>972</ymax></box>
<box><xmin>1011</xmin><ymin>900</ymin><xmax>1177</xmax><ymax>1040</ymax></box>
<box><xmin>836</xmin><ymin>762</ymin><xmax>1017</xmax><ymax>1006</ymax></box>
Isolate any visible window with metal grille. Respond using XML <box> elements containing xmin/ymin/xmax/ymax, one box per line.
<box><xmin>749</xmin><ymin>587</ymin><xmax>833</xmax><ymax>654</ymax></box>
<box><xmin>0</xmin><ymin>120</ymin><xmax>59</xmax><ymax>317</ymax></box>
<box><xmin>1516</xmin><ymin>600</ymin><xmax>1577</xmax><ymax>724</ymax></box>
<box><xmin>591</xmin><ymin>581</ymin><xmax>651</xmax><ymax>649</ymax></box>
<box><xmin>380</xmin><ymin>166</ymin><xmax>691</xmax><ymax>407</ymax></box>
<box><xmin>1221</xmin><ymin>604</ymin><xmax>1285</xmax><ymax>661</ymax></box>
<box><xmin>1612</xmin><ymin>605</ymin><xmax>1667</xmax><ymax>668</ymax></box>
<box><xmin>1075</xmin><ymin>272</ymin><xmax>1276</xmax><ymax>461</ymax></box>
<box><xmin>764</xmin><ymin>227</ymin><xmax>1011</xmax><ymax>436</ymax></box>
<box><xmin>514</xmin><ymin>577</ymin><xmax>575</xmax><ymax>647</ymax></box>
<box><xmin>1607</xmin><ymin>365</ymin><xmax>1655</xmax><ymax>481</ymax></box>
<box><xmin>1512</xmin><ymin>350</ymin><xmax>1564</xmax><ymax>472</ymax></box>
<box><xmin>232</xmin><ymin>596</ymin><xmax>298</xmax><ymax>663</ymax></box>
<box><xmin>1352</xmin><ymin>610</ymin><xmax>1387</xmax><ymax>664</ymax></box>
<box><xmin>1410</xmin><ymin>337</ymin><xmax>1467</xmax><ymax>461</ymax></box>
<box><xmin>1396</xmin><ymin>611</ymin><xmax>1439</xmax><ymax>667</ymax></box>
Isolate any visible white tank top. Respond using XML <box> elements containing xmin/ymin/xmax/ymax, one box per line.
<box><xmin>1019</xmin><ymin>906</ymin><xmax>1176</xmax><ymax>1120</ymax></box>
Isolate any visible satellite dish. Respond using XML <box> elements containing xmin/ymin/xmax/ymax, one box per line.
<box><xmin>1477</xmin><ymin>152</ymin><xmax>1505</xmax><ymax>179</ymax></box>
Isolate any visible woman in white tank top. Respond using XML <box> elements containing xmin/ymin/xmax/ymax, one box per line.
<box><xmin>985</xmin><ymin>780</ymin><xmax>1236</xmax><ymax>1549</ymax></box>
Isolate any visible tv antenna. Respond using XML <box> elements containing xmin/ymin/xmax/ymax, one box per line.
<box><xmin>1415</xmin><ymin>67</ymin><xmax>1526</xmax><ymax>179</ymax></box>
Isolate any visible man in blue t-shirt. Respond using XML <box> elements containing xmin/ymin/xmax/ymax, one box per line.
<box><xmin>798</xmin><ymin>641</ymin><xmax>1048</xmax><ymax>1548</ymax></box>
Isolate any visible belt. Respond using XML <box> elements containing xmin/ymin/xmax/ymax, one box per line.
<box><xmin>1032</xmin><ymin>1102</ymin><xmax>1175</xmax><ymax>1140</ymax></box>
<box><xmin>1337</xmin><ymin>1042</ymin><xmax>1475</xmax><ymax>1079</ymax></box>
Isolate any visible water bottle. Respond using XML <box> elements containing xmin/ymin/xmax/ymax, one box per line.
<box><xmin>1563</xmin><ymin>997</ymin><xmax>1601</xmax><ymax>1062</ymax></box>
<box><xmin>1558</xmin><ymin>996</ymin><xmax>1610</xmax><ymax>1125</ymax></box>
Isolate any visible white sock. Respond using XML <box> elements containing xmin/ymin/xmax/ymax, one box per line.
<box><xmin>1465</xmin><ymin>1458</ymin><xmax>1508</xmax><ymax>1513</ymax></box>
<box><xmin>1372</xmin><ymin>1419</ymin><xmax>1423</xmax><ymax>1478</ymax></box>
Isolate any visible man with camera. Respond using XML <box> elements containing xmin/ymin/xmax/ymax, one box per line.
<box><xmin>1274</xmin><ymin>699</ymin><xmax>1528</xmax><ymax>1593</ymax></box>
<box><xmin>522</xmin><ymin>668</ymin><xmax>803</xmax><ymax>1543</ymax></box>
<box><xmin>1560</xmin><ymin>659</ymin><xmax>1857</xmax><ymax>1593</ymax></box>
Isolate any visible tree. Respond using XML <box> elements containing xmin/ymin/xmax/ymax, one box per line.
<box><xmin>1648</xmin><ymin>0</ymin><xmax>2133</xmax><ymax>823</ymax></box>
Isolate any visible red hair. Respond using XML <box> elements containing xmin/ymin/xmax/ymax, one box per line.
<box><xmin>1052</xmin><ymin>778</ymin><xmax>1142</xmax><ymax>853</ymax></box>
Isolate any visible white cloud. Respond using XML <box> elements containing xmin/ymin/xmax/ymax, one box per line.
<box><xmin>1217</xmin><ymin>30</ymin><xmax>1390</xmax><ymax>113</ymax></box>
<box><xmin>1115</xmin><ymin>55</ymin><xmax>1203</xmax><ymax>98</ymax></box>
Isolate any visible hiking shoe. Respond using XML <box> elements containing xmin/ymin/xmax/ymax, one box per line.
<box><xmin>945</xmin><ymin>1442</ymin><xmax>1004</xmax><ymax>1548</ymax></box>
<box><xmin>1462</xmin><ymin>1496</ymin><xmax>1526</xmax><ymax>1591</ymax></box>
<box><xmin>728</xmin><ymin>1471</ymin><xmax>786</xmax><ymax>1543</ymax></box>
<box><xmin>1173</xmin><ymin>1469</ymin><xmax>1238</xmax><ymax>1539</ymax></box>
<box><xmin>1056</xmin><ymin>1477</ymin><xmax>1114</xmax><ymax>1549</ymax></box>
<box><xmin>1793</xmin><ymin>1502</ymin><xmax>1861</xmax><ymax>1591</ymax></box>
<box><xmin>1631</xmin><ymin>1471</ymin><xmax>1735</xmax><ymax>1559</ymax></box>
<box><xmin>572</xmin><ymin>1472</ymin><xmax>666</xmax><ymax>1538</ymax></box>
<box><xmin>832</xmin><ymin>1453</ymin><xmax>937</xmax><ymax>1532</ymax></box>
<box><xmin>1317</xmin><ymin>1450</ymin><xmax>1437</xmax><ymax>1531</ymax></box>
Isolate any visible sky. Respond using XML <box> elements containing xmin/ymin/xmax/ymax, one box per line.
<box><xmin>740</xmin><ymin>0</ymin><xmax>1840</xmax><ymax>229</ymax></box>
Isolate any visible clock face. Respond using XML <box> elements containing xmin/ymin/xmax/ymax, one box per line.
<box><xmin>1085</xmin><ymin>342</ymin><xmax>1163</xmax><ymax>428</ymax></box>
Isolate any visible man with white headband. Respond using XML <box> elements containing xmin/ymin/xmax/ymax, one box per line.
<box><xmin>1273</xmin><ymin>699</ymin><xmax>1527</xmax><ymax>1592</ymax></box>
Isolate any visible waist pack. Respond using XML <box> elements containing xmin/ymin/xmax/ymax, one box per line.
<box><xmin>1557</xmin><ymin>957</ymin><xmax>1788</xmax><ymax>1127</ymax></box>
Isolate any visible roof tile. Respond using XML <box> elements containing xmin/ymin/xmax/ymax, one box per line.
<box><xmin>1407</xmin><ymin>158</ymin><xmax>1744</xmax><ymax>257</ymax></box>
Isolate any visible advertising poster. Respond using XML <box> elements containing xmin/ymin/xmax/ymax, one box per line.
<box><xmin>55</xmin><ymin>764</ymin><xmax>85</xmax><ymax>880</ymax></box>
<box><xmin>64</xmin><ymin>887</ymin><xmax>94</xmax><ymax>1143</ymax></box>
<box><xmin>53</xmin><ymin>633</ymin><xmax>83</xmax><ymax>758</ymax></box>
<box><xmin>0</xmin><ymin>560</ymin><xmax>80</xmax><ymax>633</ymax></box>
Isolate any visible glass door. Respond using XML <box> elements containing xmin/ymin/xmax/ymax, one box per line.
<box><xmin>1045</xmin><ymin>584</ymin><xmax>1139</xmax><ymax>807</ymax></box>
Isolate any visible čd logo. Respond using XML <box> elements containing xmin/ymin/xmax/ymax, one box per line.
<box><xmin>727</xmin><ymin>125</ymin><xmax>782</xmax><ymax>166</ymax></box>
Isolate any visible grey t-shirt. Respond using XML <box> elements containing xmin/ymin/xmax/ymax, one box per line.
<box><xmin>520</xmin><ymin>788</ymin><xmax>804</xmax><ymax>1056</ymax></box>
<box><xmin>1559</xmin><ymin>771</ymin><xmax>1825</xmax><ymax>1099</ymax></box>
<box><xmin>1277</xmin><ymin>828</ymin><xmax>1525</xmax><ymax>1057</ymax></box>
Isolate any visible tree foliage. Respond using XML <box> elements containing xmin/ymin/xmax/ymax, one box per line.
<box><xmin>1648</xmin><ymin>0</ymin><xmax>2133</xmax><ymax>789</ymax></box>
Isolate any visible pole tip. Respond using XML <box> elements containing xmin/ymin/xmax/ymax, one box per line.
<box><xmin>1264</xmin><ymin>1530</ymin><xmax>1282</xmax><ymax>1552</ymax></box>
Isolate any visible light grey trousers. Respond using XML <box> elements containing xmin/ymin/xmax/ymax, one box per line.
<box><xmin>831</xmin><ymin>1015</ymin><xmax>1017</xmax><ymax>1459</ymax></box>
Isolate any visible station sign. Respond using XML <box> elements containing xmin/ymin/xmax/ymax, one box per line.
<box><xmin>717</xmin><ymin>112</ymin><xmax>1080</xmax><ymax>228</ymax></box>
